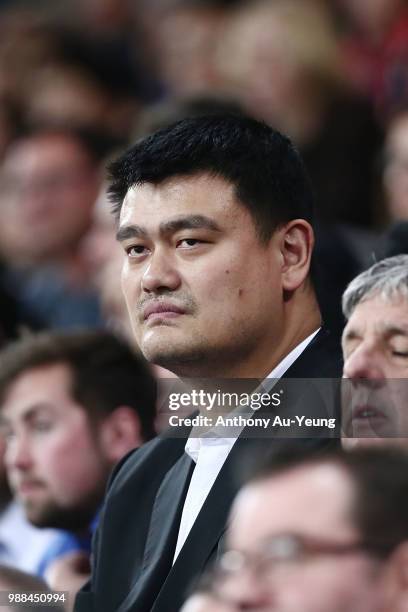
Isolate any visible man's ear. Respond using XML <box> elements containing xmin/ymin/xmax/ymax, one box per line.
<box><xmin>99</xmin><ymin>406</ymin><xmax>143</xmax><ymax>464</ymax></box>
<box><xmin>382</xmin><ymin>541</ymin><xmax>408</xmax><ymax>612</ymax></box>
<box><xmin>278</xmin><ymin>219</ymin><xmax>314</xmax><ymax>292</ymax></box>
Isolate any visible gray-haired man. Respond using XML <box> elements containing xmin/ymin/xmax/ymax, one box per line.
<box><xmin>341</xmin><ymin>254</ymin><xmax>408</xmax><ymax>448</ymax></box>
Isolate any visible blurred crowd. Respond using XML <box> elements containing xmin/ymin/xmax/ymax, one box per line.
<box><xmin>0</xmin><ymin>0</ymin><xmax>406</xmax><ymax>341</ymax></box>
<box><xmin>0</xmin><ymin>0</ymin><xmax>407</xmax><ymax>343</ymax></box>
<box><xmin>0</xmin><ymin>0</ymin><xmax>407</xmax><ymax>610</ymax></box>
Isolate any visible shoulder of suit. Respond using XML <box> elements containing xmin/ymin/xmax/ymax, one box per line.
<box><xmin>299</xmin><ymin>328</ymin><xmax>343</xmax><ymax>378</ymax></box>
<box><xmin>106</xmin><ymin>433</ymin><xmax>187</xmax><ymax>495</ymax></box>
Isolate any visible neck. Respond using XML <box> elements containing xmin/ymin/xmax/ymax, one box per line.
<box><xmin>175</xmin><ymin>293</ymin><xmax>321</xmax><ymax>380</ymax></box>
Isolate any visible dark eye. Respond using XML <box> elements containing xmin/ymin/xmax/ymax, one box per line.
<box><xmin>177</xmin><ymin>239</ymin><xmax>203</xmax><ymax>249</ymax></box>
<box><xmin>343</xmin><ymin>341</ymin><xmax>360</xmax><ymax>359</ymax></box>
<box><xmin>0</xmin><ymin>427</ymin><xmax>14</xmax><ymax>442</ymax></box>
<box><xmin>32</xmin><ymin>421</ymin><xmax>53</xmax><ymax>432</ymax></box>
<box><xmin>125</xmin><ymin>245</ymin><xmax>148</xmax><ymax>258</ymax></box>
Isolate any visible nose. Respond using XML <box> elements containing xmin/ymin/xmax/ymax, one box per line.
<box><xmin>220</xmin><ymin>571</ymin><xmax>273</xmax><ymax>610</ymax></box>
<box><xmin>5</xmin><ymin>433</ymin><xmax>33</xmax><ymax>472</ymax></box>
<box><xmin>343</xmin><ymin>343</ymin><xmax>385</xmax><ymax>386</ymax></box>
<box><xmin>141</xmin><ymin>248</ymin><xmax>181</xmax><ymax>294</ymax></box>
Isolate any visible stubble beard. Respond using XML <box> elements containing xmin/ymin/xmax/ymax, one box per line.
<box><xmin>140</xmin><ymin>327</ymin><xmax>263</xmax><ymax>378</ymax></box>
<box><xmin>23</xmin><ymin>496</ymin><xmax>97</xmax><ymax>531</ymax></box>
<box><xmin>141</xmin><ymin>335</ymin><xmax>209</xmax><ymax>376</ymax></box>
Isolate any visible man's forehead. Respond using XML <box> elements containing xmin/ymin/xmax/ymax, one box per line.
<box><xmin>3</xmin><ymin>363</ymin><xmax>73</xmax><ymax>403</ymax></box>
<box><xmin>344</xmin><ymin>296</ymin><xmax>408</xmax><ymax>339</ymax></box>
<box><xmin>248</xmin><ymin>463</ymin><xmax>351</xmax><ymax>502</ymax></box>
<box><xmin>120</xmin><ymin>174</ymin><xmax>237</xmax><ymax>217</ymax></box>
<box><xmin>231</xmin><ymin>463</ymin><xmax>355</xmax><ymax>541</ymax></box>
<box><xmin>1</xmin><ymin>364</ymin><xmax>79</xmax><ymax>425</ymax></box>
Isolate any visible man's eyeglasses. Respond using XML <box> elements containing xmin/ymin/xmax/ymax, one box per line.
<box><xmin>216</xmin><ymin>532</ymin><xmax>394</xmax><ymax>581</ymax></box>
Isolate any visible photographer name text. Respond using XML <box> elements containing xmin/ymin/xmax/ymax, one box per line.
<box><xmin>168</xmin><ymin>414</ymin><xmax>336</xmax><ymax>430</ymax></box>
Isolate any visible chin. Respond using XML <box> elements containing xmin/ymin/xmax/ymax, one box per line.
<box><xmin>342</xmin><ymin>437</ymin><xmax>391</xmax><ymax>451</ymax></box>
<box><xmin>143</xmin><ymin>341</ymin><xmax>205</xmax><ymax>374</ymax></box>
<box><xmin>27</xmin><ymin>503</ymin><xmax>94</xmax><ymax>531</ymax></box>
<box><xmin>25</xmin><ymin>508</ymin><xmax>51</xmax><ymax>528</ymax></box>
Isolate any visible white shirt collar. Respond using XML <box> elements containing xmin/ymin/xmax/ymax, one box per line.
<box><xmin>185</xmin><ymin>434</ymin><xmax>235</xmax><ymax>462</ymax></box>
<box><xmin>185</xmin><ymin>328</ymin><xmax>321</xmax><ymax>461</ymax></box>
<box><xmin>266</xmin><ymin>328</ymin><xmax>320</xmax><ymax>380</ymax></box>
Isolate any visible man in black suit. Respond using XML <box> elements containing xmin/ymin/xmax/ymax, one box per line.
<box><xmin>75</xmin><ymin>113</ymin><xmax>342</xmax><ymax>612</ymax></box>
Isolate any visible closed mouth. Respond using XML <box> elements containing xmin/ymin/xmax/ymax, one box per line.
<box><xmin>143</xmin><ymin>302</ymin><xmax>186</xmax><ymax>321</ymax></box>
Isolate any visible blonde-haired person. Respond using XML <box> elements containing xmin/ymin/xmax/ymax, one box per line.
<box><xmin>216</xmin><ymin>0</ymin><xmax>382</xmax><ymax>227</ymax></box>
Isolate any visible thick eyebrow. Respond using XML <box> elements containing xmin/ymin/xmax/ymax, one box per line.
<box><xmin>0</xmin><ymin>404</ymin><xmax>54</xmax><ymax>427</ymax></box>
<box><xmin>116</xmin><ymin>224</ymin><xmax>148</xmax><ymax>243</ymax></box>
<box><xmin>0</xmin><ymin>414</ymin><xmax>9</xmax><ymax>429</ymax></box>
<box><xmin>342</xmin><ymin>327</ymin><xmax>359</xmax><ymax>344</ymax></box>
<box><xmin>382</xmin><ymin>323</ymin><xmax>408</xmax><ymax>337</ymax></box>
<box><xmin>159</xmin><ymin>215</ymin><xmax>221</xmax><ymax>235</ymax></box>
<box><xmin>116</xmin><ymin>215</ymin><xmax>221</xmax><ymax>243</ymax></box>
<box><xmin>342</xmin><ymin>323</ymin><xmax>408</xmax><ymax>347</ymax></box>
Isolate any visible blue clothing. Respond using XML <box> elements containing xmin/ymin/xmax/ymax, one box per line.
<box><xmin>37</xmin><ymin>532</ymin><xmax>92</xmax><ymax>577</ymax></box>
<box><xmin>0</xmin><ymin>502</ymin><xmax>69</xmax><ymax>574</ymax></box>
<box><xmin>1</xmin><ymin>266</ymin><xmax>103</xmax><ymax>330</ymax></box>
<box><xmin>37</xmin><ymin>512</ymin><xmax>100</xmax><ymax>577</ymax></box>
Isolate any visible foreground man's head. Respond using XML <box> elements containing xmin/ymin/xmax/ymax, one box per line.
<box><xmin>110</xmin><ymin>113</ymin><xmax>321</xmax><ymax>378</ymax></box>
<box><xmin>341</xmin><ymin>254</ymin><xmax>408</xmax><ymax>448</ymax></box>
<box><xmin>184</xmin><ymin>448</ymin><xmax>408</xmax><ymax>612</ymax></box>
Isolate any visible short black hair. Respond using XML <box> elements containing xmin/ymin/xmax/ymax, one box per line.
<box><xmin>245</xmin><ymin>446</ymin><xmax>408</xmax><ymax>558</ymax></box>
<box><xmin>0</xmin><ymin>331</ymin><xmax>157</xmax><ymax>441</ymax></box>
<box><xmin>108</xmin><ymin>113</ymin><xmax>315</xmax><ymax>243</ymax></box>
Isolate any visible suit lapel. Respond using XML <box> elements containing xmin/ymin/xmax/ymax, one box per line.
<box><xmin>117</xmin><ymin>447</ymin><xmax>194</xmax><ymax>612</ymax></box>
<box><xmin>152</xmin><ymin>437</ymin><xmax>260</xmax><ymax>611</ymax></box>
<box><xmin>282</xmin><ymin>327</ymin><xmax>342</xmax><ymax>378</ymax></box>
<box><xmin>142</xmin><ymin>451</ymin><xmax>195</xmax><ymax>572</ymax></box>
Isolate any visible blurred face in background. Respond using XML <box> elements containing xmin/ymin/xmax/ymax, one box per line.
<box><xmin>79</xmin><ymin>184</ymin><xmax>122</xmax><ymax>285</ymax></box>
<box><xmin>79</xmin><ymin>184</ymin><xmax>134</xmax><ymax>340</ymax></box>
<box><xmin>1</xmin><ymin>363</ymin><xmax>113</xmax><ymax>530</ymax></box>
<box><xmin>0</xmin><ymin>132</ymin><xmax>101</xmax><ymax>265</ymax></box>
<box><xmin>383</xmin><ymin>113</ymin><xmax>408</xmax><ymax>221</ymax></box>
<box><xmin>216</xmin><ymin>0</ymin><xmax>339</xmax><ymax>143</ymax></box>
<box><xmin>217</xmin><ymin>464</ymin><xmax>390</xmax><ymax>612</ymax></box>
<box><xmin>181</xmin><ymin>593</ymin><xmax>234</xmax><ymax>612</ymax></box>
<box><xmin>153</xmin><ymin>7</ymin><xmax>225</xmax><ymax>96</ymax></box>
<box><xmin>0</xmin><ymin>432</ymin><xmax>10</xmax><ymax>504</ymax></box>
<box><xmin>27</xmin><ymin>66</ymin><xmax>113</xmax><ymax>132</ymax></box>
<box><xmin>336</xmin><ymin>0</ymin><xmax>404</xmax><ymax>37</ymax></box>
<box><xmin>342</xmin><ymin>295</ymin><xmax>408</xmax><ymax>449</ymax></box>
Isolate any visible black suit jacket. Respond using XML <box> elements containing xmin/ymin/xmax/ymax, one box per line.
<box><xmin>75</xmin><ymin>329</ymin><xmax>342</xmax><ymax>612</ymax></box>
